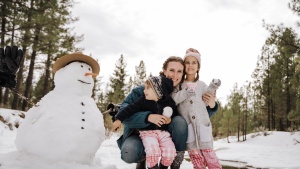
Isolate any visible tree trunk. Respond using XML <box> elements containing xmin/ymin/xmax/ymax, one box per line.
<box><xmin>43</xmin><ymin>52</ymin><xmax>51</xmax><ymax>95</ymax></box>
<box><xmin>11</xmin><ymin>51</ymin><xmax>25</xmax><ymax>110</ymax></box>
<box><xmin>0</xmin><ymin>1</ymin><xmax>7</xmax><ymax>105</ymax></box>
<box><xmin>227</xmin><ymin>129</ymin><xmax>230</xmax><ymax>143</ymax></box>
<box><xmin>242</xmin><ymin>109</ymin><xmax>245</xmax><ymax>141</ymax></box>
<box><xmin>285</xmin><ymin>65</ymin><xmax>291</xmax><ymax>129</ymax></box>
<box><xmin>237</xmin><ymin>110</ymin><xmax>240</xmax><ymax>142</ymax></box>
<box><xmin>22</xmin><ymin>27</ymin><xmax>40</xmax><ymax>110</ymax></box>
<box><xmin>3</xmin><ymin>89</ymin><xmax>9</xmax><ymax>107</ymax></box>
<box><xmin>3</xmin><ymin>8</ymin><xmax>17</xmax><ymax>108</ymax></box>
<box><xmin>245</xmin><ymin>108</ymin><xmax>248</xmax><ymax>141</ymax></box>
<box><xmin>271</xmin><ymin>99</ymin><xmax>275</xmax><ymax>130</ymax></box>
<box><xmin>22</xmin><ymin>50</ymin><xmax>36</xmax><ymax>111</ymax></box>
<box><xmin>279</xmin><ymin>118</ymin><xmax>284</xmax><ymax>131</ymax></box>
<box><xmin>11</xmin><ymin>0</ymin><xmax>34</xmax><ymax>110</ymax></box>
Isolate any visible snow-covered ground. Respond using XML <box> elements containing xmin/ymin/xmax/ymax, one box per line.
<box><xmin>1</xmin><ymin>108</ymin><xmax>300</xmax><ymax>169</ymax></box>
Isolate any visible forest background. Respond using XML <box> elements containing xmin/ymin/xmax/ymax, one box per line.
<box><xmin>0</xmin><ymin>0</ymin><xmax>300</xmax><ymax>140</ymax></box>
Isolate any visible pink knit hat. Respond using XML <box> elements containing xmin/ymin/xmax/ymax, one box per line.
<box><xmin>183</xmin><ymin>48</ymin><xmax>201</xmax><ymax>64</ymax></box>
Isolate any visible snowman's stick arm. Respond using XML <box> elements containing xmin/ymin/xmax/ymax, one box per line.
<box><xmin>102</xmin><ymin>109</ymin><xmax>112</xmax><ymax>115</ymax></box>
<box><xmin>8</xmin><ymin>87</ymin><xmax>37</xmax><ymax>107</ymax></box>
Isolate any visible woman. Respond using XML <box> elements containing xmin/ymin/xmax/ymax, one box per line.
<box><xmin>116</xmin><ymin>56</ymin><xmax>218</xmax><ymax>169</ymax></box>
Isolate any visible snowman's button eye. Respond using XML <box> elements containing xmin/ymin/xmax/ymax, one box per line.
<box><xmin>88</xmin><ymin>68</ymin><xmax>91</xmax><ymax>71</ymax></box>
<box><xmin>81</xmin><ymin>65</ymin><xmax>83</xmax><ymax>68</ymax></box>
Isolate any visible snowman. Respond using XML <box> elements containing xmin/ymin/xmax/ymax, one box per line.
<box><xmin>15</xmin><ymin>52</ymin><xmax>105</xmax><ymax>164</ymax></box>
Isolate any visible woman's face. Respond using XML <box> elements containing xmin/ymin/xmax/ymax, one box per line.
<box><xmin>163</xmin><ymin>61</ymin><xmax>184</xmax><ymax>86</ymax></box>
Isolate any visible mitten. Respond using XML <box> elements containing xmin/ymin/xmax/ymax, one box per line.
<box><xmin>184</xmin><ymin>82</ymin><xmax>196</xmax><ymax>96</ymax></box>
<box><xmin>206</xmin><ymin>79</ymin><xmax>221</xmax><ymax>95</ymax></box>
<box><xmin>0</xmin><ymin>46</ymin><xmax>23</xmax><ymax>88</ymax></box>
<box><xmin>0</xmin><ymin>72</ymin><xmax>16</xmax><ymax>87</ymax></box>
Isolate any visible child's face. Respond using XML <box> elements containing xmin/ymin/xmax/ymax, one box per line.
<box><xmin>184</xmin><ymin>56</ymin><xmax>199</xmax><ymax>75</ymax></box>
<box><xmin>144</xmin><ymin>83</ymin><xmax>158</xmax><ymax>101</ymax></box>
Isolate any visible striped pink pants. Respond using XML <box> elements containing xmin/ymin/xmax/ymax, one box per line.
<box><xmin>139</xmin><ymin>130</ymin><xmax>177</xmax><ymax>168</ymax></box>
<box><xmin>188</xmin><ymin>149</ymin><xmax>222</xmax><ymax>169</ymax></box>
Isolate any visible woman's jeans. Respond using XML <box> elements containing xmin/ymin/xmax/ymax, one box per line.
<box><xmin>120</xmin><ymin>116</ymin><xmax>188</xmax><ymax>163</ymax></box>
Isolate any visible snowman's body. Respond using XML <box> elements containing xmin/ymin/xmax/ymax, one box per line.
<box><xmin>15</xmin><ymin>62</ymin><xmax>105</xmax><ymax>164</ymax></box>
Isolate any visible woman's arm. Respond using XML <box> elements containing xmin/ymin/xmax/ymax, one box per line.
<box><xmin>119</xmin><ymin>85</ymin><xmax>151</xmax><ymax>128</ymax></box>
<box><xmin>115</xmin><ymin>96</ymin><xmax>145</xmax><ymax>122</ymax></box>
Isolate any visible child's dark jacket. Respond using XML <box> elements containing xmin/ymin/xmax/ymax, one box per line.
<box><xmin>115</xmin><ymin>95</ymin><xmax>178</xmax><ymax>131</ymax></box>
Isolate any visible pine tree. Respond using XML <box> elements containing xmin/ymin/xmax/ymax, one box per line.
<box><xmin>263</xmin><ymin>26</ymin><xmax>299</xmax><ymax>130</ymax></box>
<box><xmin>210</xmin><ymin>101</ymin><xmax>223</xmax><ymax>137</ymax></box>
<box><xmin>106</xmin><ymin>54</ymin><xmax>128</xmax><ymax>104</ymax></box>
<box><xmin>227</xmin><ymin>83</ymin><xmax>243</xmax><ymax>141</ymax></box>
<box><xmin>218</xmin><ymin>106</ymin><xmax>234</xmax><ymax>143</ymax></box>
<box><xmin>21</xmin><ymin>0</ymin><xmax>80</xmax><ymax>110</ymax></box>
<box><xmin>288</xmin><ymin>55</ymin><xmax>300</xmax><ymax>127</ymax></box>
<box><xmin>133</xmin><ymin>60</ymin><xmax>147</xmax><ymax>88</ymax></box>
<box><xmin>240</xmin><ymin>81</ymin><xmax>252</xmax><ymax>141</ymax></box>
<box><xmin>0</xmin><ymin>0</ymin><xmax>22</xmax><ymax>106</ymax></box>
<box><xmin>125</xmin><ymin>76</ymin><xmax>133</xmax><ymax>96</ymax></box>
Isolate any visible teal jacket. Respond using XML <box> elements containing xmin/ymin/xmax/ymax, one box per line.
<box><xmin>116</xmin><ymin>85</ymin><xmax>218</xmax><ymax>149</ymax></box>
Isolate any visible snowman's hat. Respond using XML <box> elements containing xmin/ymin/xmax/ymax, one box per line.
<box><xmin>52</xmin><ymin>52</ymin><xmax>100</xmax><ymax>77</ymax></box>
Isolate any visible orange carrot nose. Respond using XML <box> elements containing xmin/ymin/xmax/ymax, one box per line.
<box><xmin>85</xmin><ymin>72</ymin><xmax>98</xmax><ymax>77</ymax></box>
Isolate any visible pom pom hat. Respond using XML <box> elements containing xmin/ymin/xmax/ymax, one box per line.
<box><xmin>183</xmin><ymin>48</ymin><xmax>201</xmax><ymax>65</ymax></box>
<box><xmin>52</xmin><ymin>52</ymin><xmax>100</xmax><ymax>77</ymax></box>
<box><xmin>147</xmin><ymin>75</ymin><xmax>173</xmax><ymax>100</ymax></box>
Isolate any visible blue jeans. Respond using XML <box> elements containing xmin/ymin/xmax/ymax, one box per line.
<box><xmin>121</xmin><ymin>115</ymin><xmax>188</xmax><ymax>163</ymax></box>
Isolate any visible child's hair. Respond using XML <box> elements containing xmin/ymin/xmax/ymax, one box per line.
<box><xmin>146</xmin><ymin>75</ymin><xmax>174</xmax><ymax>100</ymax></box>
<box><xmin>179</xmin><ymin>48</ymin><xmax>201</xmax><ymax>90</ymax></box>
<box><xmin>183</xmin><ymin>48</ymin><xmax>201</xmax><ymax>82</ymax></box>
<box><xmin>145</xmin><ymin>80</ymin><xmax>152</xmax><ymax>88</ymax></box>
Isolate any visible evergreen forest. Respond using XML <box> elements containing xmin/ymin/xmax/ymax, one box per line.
<box><xmin>0</xmin><ymin>0</ymin><xmax>299</xmax><ymax>140</ymax></box>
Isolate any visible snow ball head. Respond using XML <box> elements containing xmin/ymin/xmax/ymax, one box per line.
<box><xmin>162</xmin><ymin>106</ymin><xmax>173</xmax><ymax>117</ymax></box>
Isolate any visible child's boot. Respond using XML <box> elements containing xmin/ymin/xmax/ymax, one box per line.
<box><xmin>148</xmin><ymin>164</ymin><xmax>159</xmax><ymax>169</ymax></box>
<box><xmin>159</xmin><ymin>162</ymin><xmax>168</xmax><ymax>169</ymax></box>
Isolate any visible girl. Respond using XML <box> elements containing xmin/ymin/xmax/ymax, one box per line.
<box><xmin>171</xmin><ymin>48</ymin><xmax>222</xmax><ymax>169</ymax></box>
<box><xmin>112</xmin><ymin>75</ymin><xmax>178</xmax><ymax>169</ymax></box>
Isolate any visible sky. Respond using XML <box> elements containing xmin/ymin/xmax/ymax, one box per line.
<box><xmin>1</xmin><ymin>108</ymin><xmax>300</xmax><ymax>169</ymax></box>
<box><xmin>69</xmin><ymin>0</ymin><xmax>299</xmax><ymax>105</ymax></box>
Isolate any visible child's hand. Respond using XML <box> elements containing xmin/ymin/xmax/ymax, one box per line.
<box><xmin>112</xmin><ymin>119</ymin><xmax>121</xmax><ymax>131</ymax></box>
<box><xmin>148</xmin><ymin>114</ymin><xmax>168</xmax><ymax>127</ymax></box>
<box><xmin>165</xmin><ymin>117</ymin><xmax>171</xmax><ymax>124</ymax></box>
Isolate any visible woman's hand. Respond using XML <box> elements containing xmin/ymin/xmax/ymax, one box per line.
<box><xmin>112</xmin><ymin>119</ymin><xmax>121</xmax><ymax>131</ymax></box>
<box><xmin>202</xmin><ymin>92</ymin><xmax>216</xmax><ymax>108</ymax></box>
<box><xmin>148</xmin><ymin>114</ymin><xmax>168</xmax><ymax>127</ymax></box>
